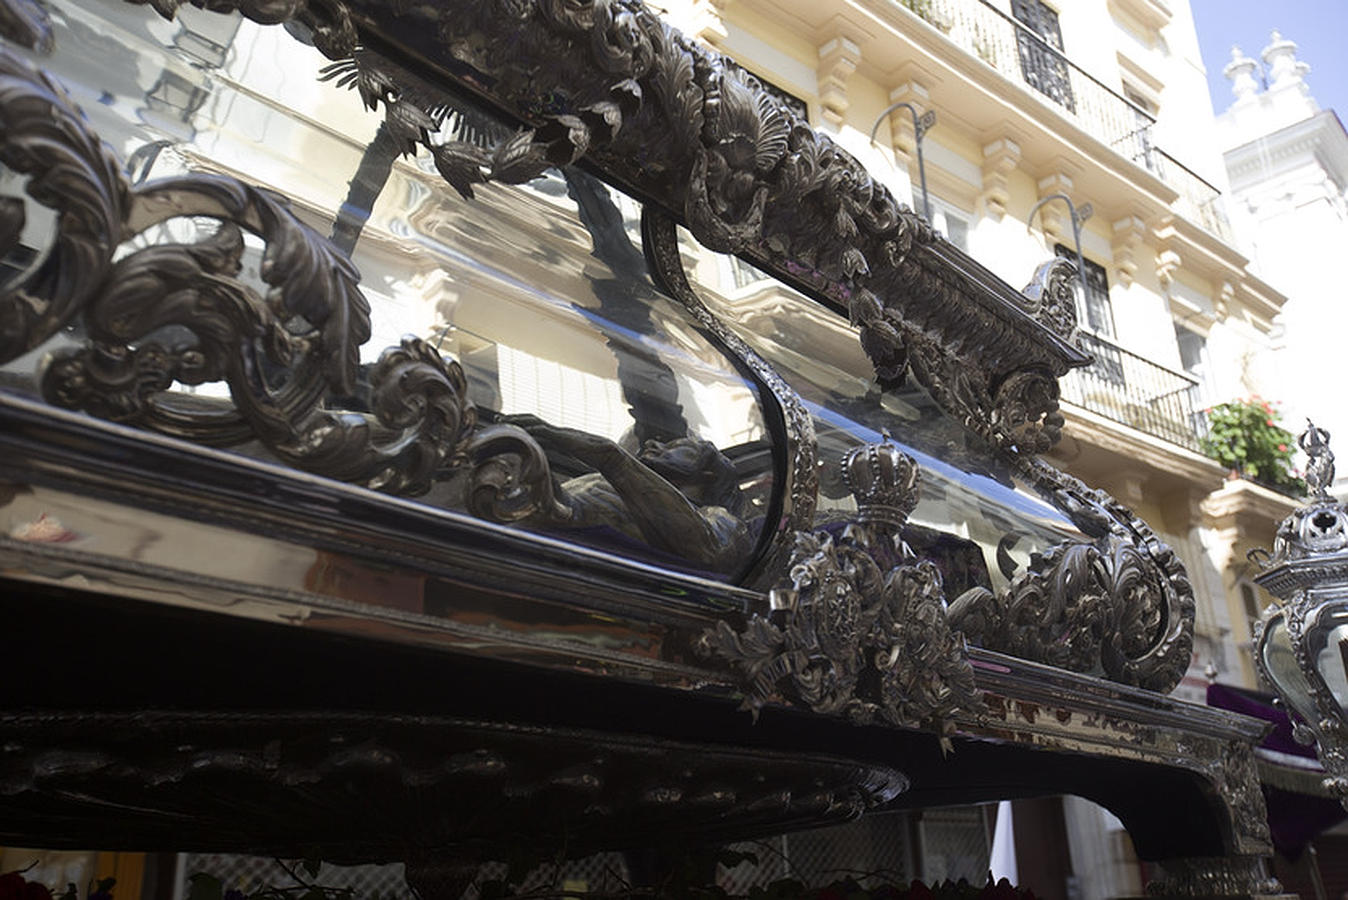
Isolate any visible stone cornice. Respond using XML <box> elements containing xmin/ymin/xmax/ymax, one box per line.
<box><xmin>1202</xmin><ymin>478</ymin><xmax>1299</xmax><ymax>536</ymax></box>
<box><xmin>1225</xmin><ymin>110</ymin><xmax>1348</xmax><ymax>187</ymax></box>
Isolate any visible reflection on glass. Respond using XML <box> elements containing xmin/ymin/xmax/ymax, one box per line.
<box><xmin>1312</xmin><ymin>608</ymin><xmax>1348</xmax><ymax>716</ymax></box>
<box><xmin>682</xmin><ymin>232</ymin><xmax>1087</xmax><ymax>594</ymax></box>
<box><xmin>3</xmin><ymin>3</ymin><xmax>775</xmax><ymax>579</ymax></box>
<box><xmin>1262</xmin><ymin>613</ymin><xmax>1321</xmax><ymax>727</ymax></box>
<box><xmin>376</xmin><ymin>165</ymin><xmax>773</xmax><ymax>576</ymax></box>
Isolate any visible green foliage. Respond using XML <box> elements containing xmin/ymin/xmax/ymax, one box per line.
<box><xmin>1200</xmin><ymin>397</ymin><xmax>1305</xmax><ymax>496</ymax></box>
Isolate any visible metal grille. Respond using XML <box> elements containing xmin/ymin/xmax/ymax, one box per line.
<box><xmin>917</xmin><ymin>806</ymin><xmax>991</xmax><ymax>885</ymax></box>
<box><xmin>717</xmin><ymin>813</ymin><xmax>912</xmax><ymax>894</ymax></box>
<box><xmin>177</xmin><ymin>855</ymin><xmax>410</xmax><ymax>899</ymax></box>
<box><xmin>1060</xmin><ymin>331</ymin><xmax>1207</xmax><ymax>451</ymax></box>
<box><xmin>1054</xmin><ymin>244</ymin><xmax>1115</xmax><ymax>340</ymax></box>
<box><xmin>1010</xmin><ymin>0</ymin><xmax>1074</xmax><ymax>113</ymax></box>
<box><xmin>462</xmin><ymin>854</ymin><xmax>630</xmax><ymax>898</ymax></box>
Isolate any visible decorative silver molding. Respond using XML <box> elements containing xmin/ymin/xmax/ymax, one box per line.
<box><xmin>0</xmin><ymin>709</ymin><xmax>910</xmax><ymax>859</ymax></box>
<box><xmin>699</xmin><ymin>438</ymin><xmax>982</xmax><ymax>735</ymax></box>
<box><xmin>949</xmin><ymin>458</ymin><xmax>1196</xmax><ymax>694</ymax></box>
<box><xmin>1145</xmin><ymin>856</ymin><xmax>1284</xmax><ymax>899</ymax></box>
<box><xmin>1166</xmin><ymin>733</ymin><xmax>1275</xmax><ymax>856</ymax></box>
<box><xmin>642</xmin><ymin>209</ymin><xmax>816</xmax><ymax>590</ymax></box>
<box><xmin>0</xmin><ymin>45</ymin><xmax>562</xmax><ymax>525</ymax></box>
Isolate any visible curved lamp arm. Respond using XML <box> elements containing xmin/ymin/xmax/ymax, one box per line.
<box><xmin>1027</xmin><ymin>192</ymin><xmax>1093</xmax><ymax>308</ymax></box>
<box><xmin>869</xmin><ymin>101</ymin><xmax>936</xmax><ymax>221</ymax></box>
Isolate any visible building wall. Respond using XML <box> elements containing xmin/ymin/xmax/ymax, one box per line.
<box><xmin>1215</xmin><ymin>37</ymin><xmax>1348</xmax><ymax>499</ymax></box>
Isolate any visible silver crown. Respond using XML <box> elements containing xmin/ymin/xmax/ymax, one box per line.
<box><xmin>840</xmin><ymin>433</ymin><xmax>920</xmax><ymax>530</ymax></box>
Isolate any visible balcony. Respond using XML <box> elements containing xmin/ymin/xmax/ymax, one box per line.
<box><xmin>903</xmin><ymin>0</ymin><xmax>1234</xmax><ymax>243</ymax></box>
<box><xmin>1059</xmin><ymin>331</ymin><xmax>1208</xmax><ymax>451</ymax></box>
<box><xmin>1148</xmin><ymin>148</ymin><xmax>1237</xmax><ymax>244</ymax></box>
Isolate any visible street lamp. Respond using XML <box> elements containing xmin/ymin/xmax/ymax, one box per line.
<box><xmin>1252</xmin><ymin>422</ymin><xmax>1348</xmax><ymax>806</ymax></box>
<box><xmin>869</xmin><ymin>101</ymin><xmax>936</xmax><ymax>221</ymax></box>
<box><xmin>1026</xmin><ymin>192</ymin><xmax>1092</xmax><ymax>310</ymax></box>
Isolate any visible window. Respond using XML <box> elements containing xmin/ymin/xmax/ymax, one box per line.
<box><xmin>1122</xmin><ymin>85</ymin><xmax>1156</xmax><ymax>116</ymax></box>
<box><xmin>1121</xmin><ymin>84</ymin><xmax>1157</xmax><ymax>168</ymax></box>
<box><xmin>1054</xmin><ymin>243</ymin><xmax>1114</xmax><ymax>338</ymax></box>
<box><xmin>1174</xmin><ymin>322</ymin><xmax>1210</xmax><ymax>426</ymax></box>
<box><xmin>1174</xmin><ymin>323</ymin><xmax>1208</xmax><ymax>377</ymax></box>
<box><xmin>930</xmin><ymin>200</ymin><xmax>971</xmax><ymax>253</ymax></box>
<box><xmin>1012</xmin><ymin>0</ymin><xmax>1075</xmax><ymax>113</ymax></box>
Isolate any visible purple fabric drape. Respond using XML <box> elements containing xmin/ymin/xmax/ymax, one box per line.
<box><xmin>1207</xmin><ymin>682</ymin><xmax>1347</xmax><ymax>859</ymax></box>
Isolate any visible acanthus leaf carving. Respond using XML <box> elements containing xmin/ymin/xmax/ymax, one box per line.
<box><xmin>0</xmin><ymin>0</ymin><xmax>51</xmax><ymax>52</ymax></box>
<box><xmin>0</xmin><ymin>43</ymin><xmax>561</xmax><ymax>526</ymax></box>
<box><xmin>0</xmin><ymin>47</ymin><xmax>128</xmax><ymax>365</ymax></box>
<box><xmin>1018</xmin><ymin>256</ymin><xmax>1078</xmax><ymax>342</ymax></box>
<box><xmin>127</xmin><ymin>0</ymin><xmax>357</xmax><ymax>59</ymax></box>
<box><xmin>700</xmin><ymin>438</ymin><xmax>981</xmax><ymax>735</ymax></box>
<box><xmin>948</xmin><ymin>457</ymin><xmax>1196</xmax><ymax>694</ymax></box>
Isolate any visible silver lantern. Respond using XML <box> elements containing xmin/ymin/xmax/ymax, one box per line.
<box><xmin>1253</xmin><ymin>422</ymin><xmax>1348</xmax><ymax>806</ymax></box>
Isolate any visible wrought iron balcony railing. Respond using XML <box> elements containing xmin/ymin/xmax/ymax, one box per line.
<box><xmin>1059</xmin><ymin>331</ymin><xmax>1209</xmax><ymax>451</ymax></box>
<box><xmin>1147</xmin><ymin>148</ymin><xmax>1237</xmax><ymax>244</ymax></box>
<box><xmin>900</xmin><ymin>0</ymin><xmax>1235</xmax><ymax>245</ymax></box>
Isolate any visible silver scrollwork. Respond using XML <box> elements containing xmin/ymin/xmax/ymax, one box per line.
<box><xmin>642</xmin><ymin>209</ymin><xmax>817</xmax><ymax>590</ymax></box>
<box><xmin>949</xmin><ymin>457</ymin><xmax>1196</xmax><ymax>694</ymax></box>
<box><xmin>0</xmin><ymin>44</ymin><xmax>561</xmax><ymax>522</ymax></box>
<box><xmin>699</xmin><ymin>439</ymin><xmax>982</xmax><ymax>736</ymax></box>
<box><xmin>129</xmin><ymin>0</ymin><xmax>357</xmax><ymax>59</ymax></box>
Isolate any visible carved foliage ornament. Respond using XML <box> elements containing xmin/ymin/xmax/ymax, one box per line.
<box><xmin>0</xmin><ymin>45</ymin><xmax>560</xmax><ymax>522</ymax></box>
<box><xmin>700</xmin><ymin>438</ymin><xmax>982</xmax><ymax>737</ymax></box>
<box><xmin>946</xmin><ymin>456</ymin><xmax>1195</xmax><ymax>694</ymax></box>
<box><xmin>77</xmin><ymin>0</ymin><xmax>1084</xmax><ymax>460</ymax></box>
<box><xmin>99</xmin><ymin>0</ymin><xmax>1081</xmax><ymax>407</ymax></box>
<box><xmin>95</xmin><ymin>0</ymin><xmax>1075</xmax><ymax>460</ymax></box>
<box><xmin>3</xmin><ymin>0</ymin><xmax>1191</xmax><ymax>691</ymax></box>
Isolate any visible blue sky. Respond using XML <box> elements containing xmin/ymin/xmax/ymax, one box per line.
<box><xmin>1191</xmin><ymin>0</ymin><xmax>1348</xmax><ymax>118</ymax></box>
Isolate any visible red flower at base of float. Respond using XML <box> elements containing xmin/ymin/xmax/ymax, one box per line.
<box><xmin>0</xmin><ymin>873</ymin><xmax>53</xmax><ymax>900</ymax></box>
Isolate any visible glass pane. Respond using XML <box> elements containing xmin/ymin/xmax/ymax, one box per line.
<box><xmin>1261</xmin><ymin>612</ymin><xmax>1321</xmax><ymax>728</ymax></box>
<box><xmin>1309</xmin><ymin>604</ymin><xmax>1348</xmax><ymax>719</ymax></box>
<box><xmin>2</xmin><ymin>3</ymin><xmax>776</xmax><ymax>580</ymax></box>
<box><xmin>684</xmin><ymin>235</ymin><xmax>1086</xmax><ymax>595</ymax></box>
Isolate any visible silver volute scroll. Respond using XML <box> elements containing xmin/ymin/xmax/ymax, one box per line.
<box><xmin>1252</xmin><ymin>421</ymin><xmax>1348</xmax><ymax>807</ymax></box>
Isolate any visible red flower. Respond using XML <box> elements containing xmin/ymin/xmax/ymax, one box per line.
<box><xmin>0</xmin><ymin>873</ymin><xmax>25</xmax><ymax>900</ymax></box>
<box><xmin>0</xmin><ymin>874</ymin><xmax>51</xmax><ymax>900</ymax></box>
<box><xmin>1267</xmin><ymin>419</ymin><xmax>1275</xmax><ymax>427</ymax></box>
<box><xmin>1279</xmin><ymin>444</ymin><xmax>1288</xmax><ymax>452</ymax></box>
